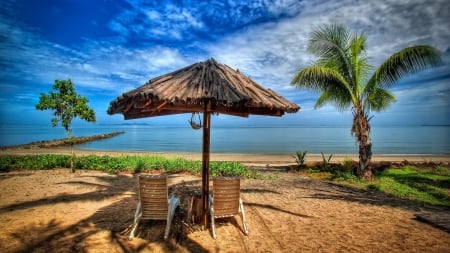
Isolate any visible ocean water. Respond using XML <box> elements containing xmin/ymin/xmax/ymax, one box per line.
<box><xmin>1</xmin><ymin>124</ymin><xmax>449</xmax><ymax>155</ymax></box>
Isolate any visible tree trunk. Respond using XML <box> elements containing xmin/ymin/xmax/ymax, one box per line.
<box><xmin>352</xmin><ymin>109</ymin><xmax>373</xmax><ymax>180</ymax></box>
<box><xmin>68</xmin><ymin>131</ymin><xmax>75</xmax><ymax>173</ymax></box>
<box><xmin>70</xmin><ymin>142</ymin><xmax>75</xmax><ymax>173</ymax></box>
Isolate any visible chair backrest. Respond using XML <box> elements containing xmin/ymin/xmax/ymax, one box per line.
<box><xmin>212</xmin><ymin>177</ymin><xmax>241</xmax><ymax>217</ymax></box>
<box><xmin>138</xmin><ymin>175</ymin><xmax>169</xmax><ymax>220</ymax></box>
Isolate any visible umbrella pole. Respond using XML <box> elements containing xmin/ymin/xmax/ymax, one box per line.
<box><xmin>201</xmin><ymin>100</ymin><xmax>211</xmax><ymax>228</ymax></box>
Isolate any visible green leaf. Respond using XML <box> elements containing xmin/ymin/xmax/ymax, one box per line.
<box><xmin>367</xmin><ymin>45</ymin><xmax>442</xmax><ymax>89</ymax></box>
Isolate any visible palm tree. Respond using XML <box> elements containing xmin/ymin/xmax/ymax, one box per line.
<box><xmin>291</xmin><ymin>24</ymin><xmax>442</xmax><ymax>179</ymax></box>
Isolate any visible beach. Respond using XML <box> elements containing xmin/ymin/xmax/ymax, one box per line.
<box><xmin>0</xmin><ymin>147</ymin><xmax>449</xmax><ymax>252</ymax></box>
<box><xmin>1</xmin><ymin>168</ymin><xmax>449</xmax><ymax>253</ymax></box>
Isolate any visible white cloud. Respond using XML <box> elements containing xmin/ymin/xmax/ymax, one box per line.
<box><xmin>111</xmin><ymin>1</ymin><xmax>206</xmax><ymax>42</ymax></box>
<box><xmin>0</xmin><ymin>12</ymin><xmax>189</xmax><ymax>95</ymax></box>
<box><xmin>1</xmin><ymin>0</ymin><xmax>449</xmax><ymax>126</ymax></box>
<box><xmin>202</xmin><ymin>0</ymin><xmax>449</xmax><ymax>103</ymax></box>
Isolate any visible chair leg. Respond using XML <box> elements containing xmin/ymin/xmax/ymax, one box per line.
<box><xmin>239</xmin><ymin>198</ymin><xmax>249</xmax><ymax>235</ymax></box>
<box><xmin>209</xmin><ymin>195</ymin><xmax>217</xmax><ymax>239</ymax></box>
<box><xmin>129</xmin><ymin>201</ymin><xmax>143</xmax><ymax>239</ymax></box>
<box><xmin>164</xmin><ymin>197</ymin><xmax>180</xmax><ymax>240</ymax></box>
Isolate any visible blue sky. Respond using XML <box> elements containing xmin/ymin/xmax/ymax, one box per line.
<box><xmin>1</xmin><ymin>0</ymin><xmax>449</xmax><ymax>128</ymax></box>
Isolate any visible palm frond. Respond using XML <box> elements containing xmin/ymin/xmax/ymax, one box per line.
<box><xmin>350</xmin><ymin>33</ymin><xmax>366</xmax><ymax>58</ymax></box>
<box><xmin>291</xmin><ymin>66</ymin><xmax>352</xmax><ymax>95</ymax></box>
<box><xmin>349</xmin><ymin>34</ymin><xmax>371</xmax><ymax>91</ymax></box>
<box><xmin>314</xmin><ymin>86</ymin><xmax>353</xmax><ymax>111</ymax></box>
<box><xmin>367</xmin><ymin>45</ymin><xmax>442</xmax><ymax>90</ymax></box>
<box><xmin>308</xmin><ymin>24</ymin><xmax>354</xmax><ymax>83</ymax></box>
<box><xmin>308</xmin><ymin>24</ymin><xmax>350</xmax><ymax>59</ymax></box>
<box><xmin>364</xmin><ymin>88</ymin><xmax>397</xmax><ymax>112</ymax></box>
<box><xmin>314</xmin><ymin>90</ymin><xmax>332</xmax><ymax>109</ymax></box>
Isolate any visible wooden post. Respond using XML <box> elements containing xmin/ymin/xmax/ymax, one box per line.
<box><xmin>201</xmin><ymin>100</ymin><xmax>211</xmax><ymax>227</ymax></box>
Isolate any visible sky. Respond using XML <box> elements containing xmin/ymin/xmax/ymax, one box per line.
<box><xmin>0</xmin><ymin>0</ymin><xmax>449</xmax><ymax>128</ymax></box>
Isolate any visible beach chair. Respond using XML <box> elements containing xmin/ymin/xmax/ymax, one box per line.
<box><xmin>129</xmin><ymin>174</ymin><xmax>180</xmax><ymax>240</ymax></box>
<box><xmin>209</xmin><ymin>177</ymin><xmax>249</xmax><ymax>239</ymax></box>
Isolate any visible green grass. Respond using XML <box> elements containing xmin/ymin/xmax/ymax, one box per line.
<box><xmin>0</xmin><ymin>154</ymin><xmax>260</xmax><ymax>178</ymax></box>
<box><xmin>375</xmin><ymin>165</ymin><xmax>450</xmax><ymax>205</ymax></box>
<box><xmin>326</xmin><ymin>164</ymin><xmax>450</xmax><ymax>207</ymax></box>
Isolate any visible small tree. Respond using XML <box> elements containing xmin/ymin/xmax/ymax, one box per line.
<box><xmin>36</xmin><ymin>79</ymin><xmax>96</xmax><ymax>172</ymax></box>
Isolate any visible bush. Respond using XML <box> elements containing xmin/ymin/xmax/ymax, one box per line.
<box><xmin>292</xmin><ymin>150</ymin><xmax>307</xmax><ymax>170</ymax></box>
<box><xmin>320</xmin><ymin>152</ymin><xmax>334</xmax><ymax>172</ymax></box>
<box><xmin>0</xmin><ymin>154</ymin><xmax>259</xmax><ymax>178</ymax></box>
<box><xmin>0</xmin><ymin>154</ymin><xmax>71</xmax><ymax>171</ymax></box>
<box><xmin>210</xmin><ymin>161</ymin><xmax>258</xmax><ymax>178</ymax></box>
<box><xmin>341</xmin><ymin>157</ymin><xmax>355</xmax><ymax>173</ymax></box>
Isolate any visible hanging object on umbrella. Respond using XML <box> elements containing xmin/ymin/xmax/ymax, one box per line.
<box><xmin>189</xmin><ymin>113</ymin><xmax>202</xmax><ymax>130</ymax></box>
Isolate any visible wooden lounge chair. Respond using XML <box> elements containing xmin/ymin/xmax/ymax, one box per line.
<box><xmin>129</xmin><ymin>174</ymin><xmax>180</xmax><ymax>240</ymax></box>
<box><xmin>209</xmin><ymin>177</ymin><xmax>249</xmax><ymax>239</ymax></box>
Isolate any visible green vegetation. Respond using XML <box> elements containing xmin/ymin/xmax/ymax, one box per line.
<box><xmin>320</xmin><ymin>152</ymin><xmax>333</xmax><ymax>171</ymax></box>
<box><xmin>0</xmin><ymin>154</ymin><xmax>259</xmax><ymax>178</ymax></box>
<box><xmin>372</xmin><ymin>165</ymin><xmax>450</xmax><ymax>206</ymax></box>
<box><xmin>1</xmin><ymin>154</ymin><xmax>448</xmax><ymax>206</ymax></box>
<box><xmin>292</xmin><ymin>150</ymin><xmax>307</xmax><ymax>169</ymax></box>
<box><xmin>304</xmin><ymin>163</ymin><xmax>450</xmax><ymax>207</ymax></box>
<box><xmin>291</xmin><ymin>24</ymin><xmax>442</xmax><ymax>179</ymax></box>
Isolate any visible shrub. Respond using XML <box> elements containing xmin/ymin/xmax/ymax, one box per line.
<box><xmin>210</xmin><ymin>161</ymin><xmax>258</xmax><ymax>178</ymax></box>
<box><xmin>320</xmin><ymin>152</ymin><xmax>333</xmax><ymax>171</ymax></box>
<box><xmin>341</xmin><ymin>157</ymin><xmax>355</xmax><ymax>173</ymax></box>
<box><xmin>292</xmin><ymin>150</ymin><xmax>307</xmax><ymax>170</ymax></box>
<box><xmin>0</xmin><ymin>154</ymin><xmax>258</xmax><ymax>178</ymax></box>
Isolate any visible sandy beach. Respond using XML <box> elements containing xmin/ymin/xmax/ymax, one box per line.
<box><xmin>0</xmin><ymin>168</ymin><xmax>449</xmax><ymax>253</ymax></box>
<box><xmin>0</xmin><ymin>147</ymin><xmax>449</xmax><ymax>252</ymax></box>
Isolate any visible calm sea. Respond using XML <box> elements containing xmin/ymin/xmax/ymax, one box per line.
<box><xmin>0</xmin><ymin>125</ymin><xmax>449</xmax><ymax>155</ymax></box>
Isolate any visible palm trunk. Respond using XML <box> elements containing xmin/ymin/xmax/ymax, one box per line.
<box><xmin>352</xmin><ymin>109</ymin><xmax>373</xmax><ymax>179</ymax></box>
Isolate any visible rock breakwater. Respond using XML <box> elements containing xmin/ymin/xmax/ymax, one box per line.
<box><xmin>0</xmin><ymin>131</ymin><xmax>125</xmax><ymax>150</ymax></box>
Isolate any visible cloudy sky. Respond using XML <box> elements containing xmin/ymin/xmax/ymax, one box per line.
<box><xmin>1</xmin><ymin>0</ymin><xmax>449</xmax><ymax>128</ymax></box>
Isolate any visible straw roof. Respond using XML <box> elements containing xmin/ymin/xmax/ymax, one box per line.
<box><xmin>107</xmin><ymin>58</ymin><xmax>300</xmax><ymax>119</ymax></box>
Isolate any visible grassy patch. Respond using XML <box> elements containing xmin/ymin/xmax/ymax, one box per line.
<box><xmin>0</xmin><ymin>154</ymin><xmax>260</xmax><ymax>179</ymax></box>
<box><xmin>376</xmin><ymin>165</ymin><xmax>450</xmax><ymax>205</ymax></box>
<box><xmin>301</xmin><ymin>163</ymin><xmax>450</xmax><ymax>207</ymax></box>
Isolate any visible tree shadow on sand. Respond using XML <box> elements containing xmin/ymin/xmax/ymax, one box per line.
<box><xmin>293</xmin><ymin>176</ymin><xmax>450</xmax><ymax>213</ymax></box>
<box><xmin>0</xmin><ymin>173</ymin><xmax>135</xmax><ymax>214</ymax></box>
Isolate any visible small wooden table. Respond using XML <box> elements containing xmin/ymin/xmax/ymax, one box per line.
<box><xmin>186</xmin><ymin>190</ymin><xmax>202</xmax><ymax>224</ymax></box>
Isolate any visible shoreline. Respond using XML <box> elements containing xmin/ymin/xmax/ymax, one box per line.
<box><xmin>1</xmin><ymin>146</ymin><xmax>448</xmax><ymax>166</ymax></box>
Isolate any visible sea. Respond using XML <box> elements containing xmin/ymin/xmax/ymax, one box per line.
<box><xmin>1</xmin><ymin>124</ymin><xmax>449</xmax><ymax>155</ymax></box>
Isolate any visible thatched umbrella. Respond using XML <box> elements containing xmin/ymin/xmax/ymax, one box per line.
<box><xmin>107</xmin><ymin>58</ymin><xmax>300</xmax><ymax>226</ymax></box>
